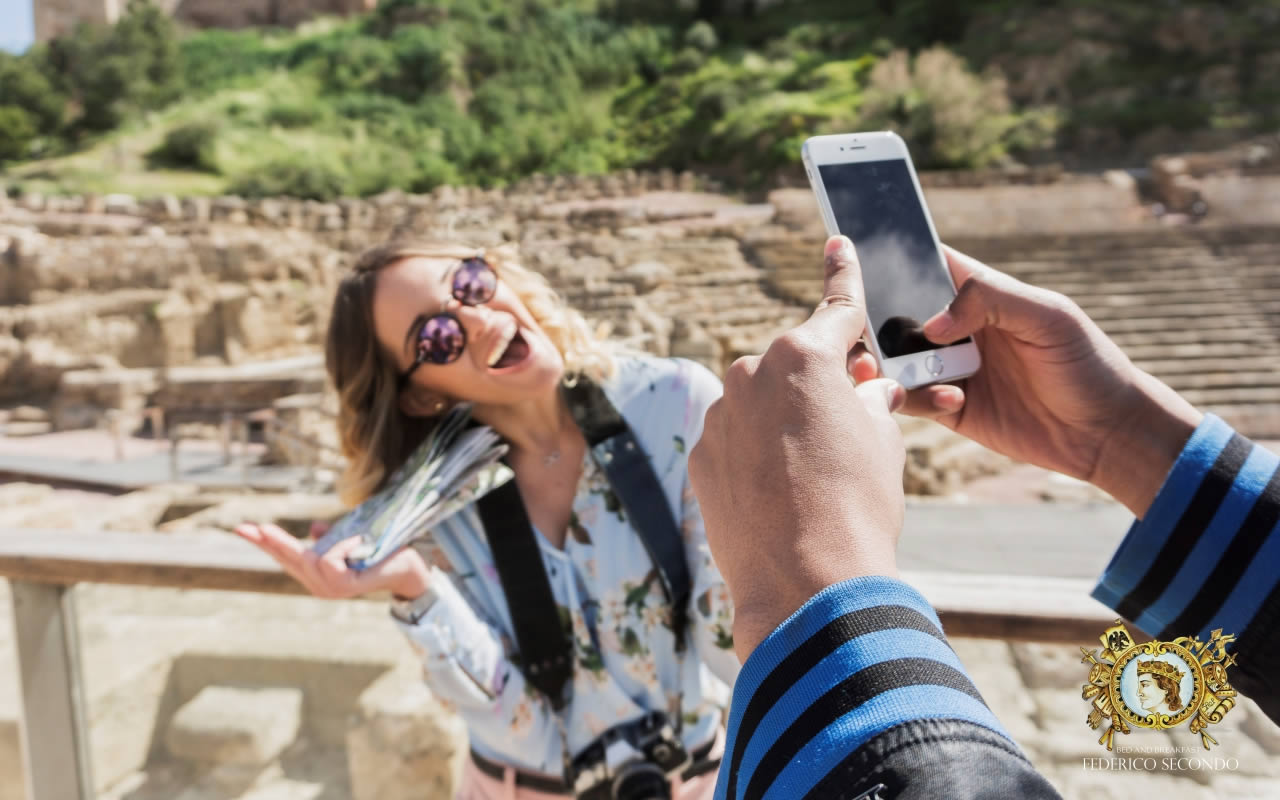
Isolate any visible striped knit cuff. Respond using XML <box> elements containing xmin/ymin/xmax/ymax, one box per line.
<box><xmin>715</xmin><ymin>576</ymin><xmax>1010</xmax><ymax>800</ymax></box>
<box><xmin>1093</xmin><ymin>413</ymin><xmax>1280</xmax><ymax>642</ymax></box>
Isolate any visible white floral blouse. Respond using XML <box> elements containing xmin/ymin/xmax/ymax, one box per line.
<box><xmin>393</xmin><ymin>355</ymin><xmax>739</xmax><ymax>776</ymax></box>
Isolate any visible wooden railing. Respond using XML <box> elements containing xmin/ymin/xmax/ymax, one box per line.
<box><xmin>0</xmin><ymin>528</ymin><xmax>1115</xmax><ymax>800</ymax></box>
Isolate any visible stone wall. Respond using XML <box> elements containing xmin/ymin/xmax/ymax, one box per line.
<box><xmin>32</xmin><ymin>0</ymin><xmax>376</xmax><ymax>42</ymax></box>
<box><xmin>5</xmin><ymin>167</ymin><xmax>1280</xmax><ymax>465</ymax></box>
<box><xmin>33</xmin><ymin>0</ymin><xmax>117</xmax><ymax>44</ymax></box>
<box><xmin>174</xmin><ymin>0</ymin><xmax>376</xmax><ymax>30</ymax></box>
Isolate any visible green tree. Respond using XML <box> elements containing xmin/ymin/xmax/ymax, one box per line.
<box><xmin>44</xmin><ymin>0</ymin><xmax>183</xmax><ymax>133</ymax></box>
<box><xmin>0</xmin><ymin>106</ymin><xmax>38</xmax><ymax>161</ymax></box>
<box><xmin>0</xmin><ymin>51</ymin><xmax>65</xmax><ymax>133</ymax></box>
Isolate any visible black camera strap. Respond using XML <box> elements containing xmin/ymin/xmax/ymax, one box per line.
<box><xmin>475</xmin><ymin>378</ymin><xmax>691</xmax><ymax>711</ymax></box>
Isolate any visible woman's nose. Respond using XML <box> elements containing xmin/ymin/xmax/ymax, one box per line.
<box><xmin>452</xmin><ymin>302</ymin><xmax>496</xmax><ymax>338</ymax></box>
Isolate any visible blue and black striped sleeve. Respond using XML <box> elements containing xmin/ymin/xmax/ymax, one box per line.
<box><xmin>1093</xmin><ymin>413</ymin><xmax>1280</xmax><ymax>723</ymax></box>
<box><xmin>715</xmin><ymin>577</ymin><xmax>1061</xmax><ymax>800</ymax></box>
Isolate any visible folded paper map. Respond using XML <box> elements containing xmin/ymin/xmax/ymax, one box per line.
<box><xmin>313</xmin><ymin>404</ymin><xmax>513</xmax><ymax>570</ymax></box>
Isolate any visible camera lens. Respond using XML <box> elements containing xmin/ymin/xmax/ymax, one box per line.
<box><xmin>612</xmin><ymin>762</ymin><xmax>670</xmax><ymax>800</ymax></box>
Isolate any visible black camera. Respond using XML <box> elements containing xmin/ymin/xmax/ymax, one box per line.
<box><xmin>568</xmin><ymin>711</ymin><xmax>691</xmax><ymax>800</ymax></box>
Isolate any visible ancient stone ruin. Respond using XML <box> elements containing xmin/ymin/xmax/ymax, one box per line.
<box><xmin>3</xmin><ymin>163</ymin><xmax>1280</xmax><ymax>798</ymax></box>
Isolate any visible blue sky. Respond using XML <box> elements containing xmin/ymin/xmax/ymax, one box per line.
<box><xmin>1</xmin><ymin>0</ymin><xmax>35</xmax><ymax>53</ymax></box>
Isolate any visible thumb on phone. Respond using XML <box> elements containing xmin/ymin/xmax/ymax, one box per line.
<box><xmin>802</xmin><ymin>235</ymin><xmax>868</xmax><ymax>364</ymax></box>
<box><xmin>923</xmin><ymin>248</ymin><xmax>1062</xmax><ymax>344</ymax></box>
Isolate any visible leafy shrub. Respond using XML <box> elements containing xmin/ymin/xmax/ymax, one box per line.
<box><xmin>227</xmin><ymin>157</ymin><xmax>348</xmax><ymax>200</ymax></box>
<box><xmin>43</xmin><ymin>0</ymin><xmax>183</xmax><ymax>133</ymax></box>
<box><xmin>181</xmin><ymin>30</ymin><xmax>281</xmax><ymax>93</ymax></box>
<box><xmin>859</xmin><ymin>47</ymin><xmax>1055</xmax><ymax>169</ymax></box>
<box><xmin>292</xmin><ymin>31</ymin><xmax>396</xmax><ymax>93</ymax></box>
<box><xmin>379</xmin><ymin>25</ymin><xmax>456</xmax><ymax>99</ymax></box>
<box><xmin>263</xmin><ymin>100</ymin><xmax>327</xmax><ymax>128</ymax></box>
<box><xmin>0</xmin><ymin>106</ymin><xmax>38</xmax><ymax>162</ymax></box>
<box><xmin>0</xmin><ymin>52</ymin><xmax>65</xmax><ymax>133</ymax></box>
<box><xmin>147</xmin><ymin>120</ymin><xmax>222</xmax><ymax>172</ymax></box>
<box><xmin>684</xmin><ymin>21</ymin><xmax>718</xmax><ymax>53</ymax></box>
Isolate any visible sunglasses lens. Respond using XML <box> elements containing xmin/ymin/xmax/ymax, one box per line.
<box><xmin>454</xmin><ymin>257</ymin><xmax>497</xmax><ymax>306</ymax></box>
<box><xmin>418</xmin><ymin>316</ymin><xmax>465</xmax><ymax>364</ymax></box>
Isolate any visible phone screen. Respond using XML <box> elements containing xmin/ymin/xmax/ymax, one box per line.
<box><xmin>818</xmin><ymin>158</ymin><xmax>968</xmax><ymax>359</ymax></box>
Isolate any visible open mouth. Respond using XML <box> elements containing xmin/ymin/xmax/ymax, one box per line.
<box><xmin>489</xmin><ymin>328</ymin><xmax>531</xmax><ymax>370</ymax></box>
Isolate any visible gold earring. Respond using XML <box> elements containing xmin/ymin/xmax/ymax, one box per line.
<box><xmin>432</xmin><ymin>399</ymin><xmax>447</xmax><ymax>414</ymax></box>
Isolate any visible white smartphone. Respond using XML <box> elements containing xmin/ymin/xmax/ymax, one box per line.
<box><xmin>802</xmin><ymin>131</ymin><xmax>980</xmax><ymax>390</ymax></box>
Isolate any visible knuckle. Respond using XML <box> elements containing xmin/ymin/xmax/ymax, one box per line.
<box><xmin>723</xmin><ymin>356</ymin><xmax>758</xmax><ymax>391</ymax></box>
<box><xmin>769</xmin><ymin>331</ymin><xmax>825</xmax><ymax>369</ymax></box>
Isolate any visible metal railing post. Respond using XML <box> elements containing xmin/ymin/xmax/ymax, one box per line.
<box><xmin>9</xmin><ymin>580</ymin><xmax>94</xmax><ymax>800</ymax></box>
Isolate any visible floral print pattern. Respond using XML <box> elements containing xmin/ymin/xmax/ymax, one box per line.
<box><xmin>392</xmin><ymin>356</ymin><xmax>739</xmax><ymax>776</ymax></box>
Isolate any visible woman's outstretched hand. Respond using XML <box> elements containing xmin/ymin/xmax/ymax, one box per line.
<box><xmin>851</xmin><ymin>245</ymin><xmax>1202</xmax><ymax>517</ymax></box>
<box><xmin>233</xmin><ymin>522</ymin><xmax>431</xmax><ymax>600</ymax></box>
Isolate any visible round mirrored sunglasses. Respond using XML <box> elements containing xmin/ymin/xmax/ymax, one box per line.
<box><xmin>398</xmin><ymin>257</ymin><xmax>498</xmax><ymax>389</ymax></box>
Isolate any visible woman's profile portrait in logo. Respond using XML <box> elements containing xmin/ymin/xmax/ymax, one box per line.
<box><xmin>1118</xmin><ymin>654</ymin><xmax>1195</xmax><ymax>723</ymax></box>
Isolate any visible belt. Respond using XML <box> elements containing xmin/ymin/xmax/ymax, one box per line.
<box><xmin>470</xmin><ymin>735</ymin><xmax>721</xmax><ymax>796</ymax></box>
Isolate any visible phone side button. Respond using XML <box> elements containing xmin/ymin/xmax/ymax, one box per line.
<box><xmin>925</xmin><ymin>354</ymin><xmax>944</xmax><ymax>376</ymax></box>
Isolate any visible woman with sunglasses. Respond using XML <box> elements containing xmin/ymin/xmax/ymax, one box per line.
<box><xmin>235</xmin><ymin>241</ymin><xmax>738</xmax><ymax>799</ymax></box>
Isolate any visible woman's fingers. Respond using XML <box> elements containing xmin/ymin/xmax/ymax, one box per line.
<box><xmin>308</xmin><ymin>519</ymin><xmax>333</xmax><ymax>540</ymax></box>
<box><xmin>235</xmin><ymin>522</ymin><xmax>325</xmax><ymax>593</ymax></box>
<box><xmin>313</xmin><ymin>537</ymin><xmax>364</xmax><ymax>589</ymax></box>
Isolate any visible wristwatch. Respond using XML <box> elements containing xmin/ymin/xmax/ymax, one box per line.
<box><xmin>390</xmin><ymin>586</ymin><xmax>441</xmax><ymax>625</ymax></box>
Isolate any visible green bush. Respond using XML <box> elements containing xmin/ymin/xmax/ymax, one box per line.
<box><xmin>684</xmin><ymin>21</ymin><xmax>718</xmax><ymax>53</ymax></box>
<box><xmin>858</xmin><ymin>47</ymin><xmax>1055</xmax><ymax>169</ymax></box>
<box><xmin>379</xmin><ymin>25</ymin><xmax>456</xmax><ymax>100</ymax></box>
<box><xmin>0</xmin><ymin>52</ymin><xmax>65</xmax><ymax>133</ymax></box>
<box><xmin>181</xmin><ymin>30</ymin><xmax>281</xmax><ymax>93</ymax></box>
<box><xmin>227</xmin><ymin>157</ymin><xmax>348</xmax><ymax>200</ymax></box>
<box><xmin>147</xmin><ymin>120</ymin><xmax>222</xmax><ymax>172</ymax></box>
<box><xmin>292</xmin><ymin>31</ymin><xmax>396</xmax><ymax>93</ymax></box>
<box><xmin>8</xmin><ymin>0</ymin><xmax>1273</xmax><ymax>193</ymax></box>
<box><xmin>43</xmin><ymin>0</ymin><xmax>183</xmax><ymax>133</ymax></box>
<box><xmin>0</xmin><ymin>106</ymin><xmax>38</xmax><ymax>162</ymax></box>
<box><xmin>263</xmin><ymin>100</ymin><xmax>328</xmax><ymax>128</ymax></box>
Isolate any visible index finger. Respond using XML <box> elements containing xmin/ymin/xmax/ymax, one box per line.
<box><xmin>803</xmin><ymin>235</ymin><xmax>868</xmax><ymax>358</ymax></box>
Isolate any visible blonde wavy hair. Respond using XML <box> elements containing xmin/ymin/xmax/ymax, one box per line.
<box><xmin>326</xmin><ymin>240</ymin><xmax>618</xmax><ymax>506</ymax></box>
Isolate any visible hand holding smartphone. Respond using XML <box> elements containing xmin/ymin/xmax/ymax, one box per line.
<box><xmin>802</xmin><ymin>132</ymin><xmax>980</xmax><ymax>389</ymax></box>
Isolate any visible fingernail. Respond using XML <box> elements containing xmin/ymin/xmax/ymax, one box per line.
<box><xmin>825</xmin><ymin>236</ymin><xmax>852</xmax><ymax>258</ymax></box>
<box><xmin>887</xmin><ymin>382</ymin><xmax>906</xmax><ymax>413</ymax></box>
<box><xmin>936</xmin><ymin>387</ymin><xmax>964</xmax><ymax>411</ymax></box>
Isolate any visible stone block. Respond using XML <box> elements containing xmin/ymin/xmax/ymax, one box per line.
<box><xmin>165</xmin><ymin>686</ymin><xmax>302</xmax><ymax>766</ymax></box>
<box><xmin>1013</xmin><ymin>642</ymin><xmax>1091</xmax><ymax>690</ymax></box>
<box><xmin>346</xmin><ymin>667</ymin><xmax>467</xmax><ymax>800</ymax></box>
<box><xmin>0</xmin><ymin>718</ymin><xmax>24</xmax><ymax>800</ymax></box>
<box><xmin>950</xmin><ymin>637</ymin><xmax>1039</xmax><ymax>745</ymax></box>
<box><xmin>1057</xmin><ymin>771</ymin><xmax>1214</xmax><ymax>800</ymax></box>
<box><xmin>0</xmin><ymin>483</ymin><xmax>54</xmax><ymax>509</ymax></box>
<box><xmin>621</xmin><ymin>260</ymin><xmax>673</xmax><ymax>293</ymax></box>
<box><xmin>1240</xmin><ymin>696</ymin><xmax>1280</xmax><ymax>754</ymax></box>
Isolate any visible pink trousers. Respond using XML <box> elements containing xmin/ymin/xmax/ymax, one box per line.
<box><xmin>456</xmin><ymin>728</ymin><xmax>723</xmax><ymax>800</ymax></box>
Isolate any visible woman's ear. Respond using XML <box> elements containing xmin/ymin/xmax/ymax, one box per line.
<box><xmin>399</xmin><ymin>387</ymin><xmax>448</xmax><ymax>418</ymax></box>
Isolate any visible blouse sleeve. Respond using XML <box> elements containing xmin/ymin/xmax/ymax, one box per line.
<box><xmin>392</xmin><ymin>566</ymin><xmax>561</xmax><ymax>745</ymax></box>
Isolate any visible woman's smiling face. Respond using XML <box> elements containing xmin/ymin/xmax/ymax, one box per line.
<box><xmin>371</xmin><ymin>256</ymin><xmax>566</xmax><ymax>409</ymax></box>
